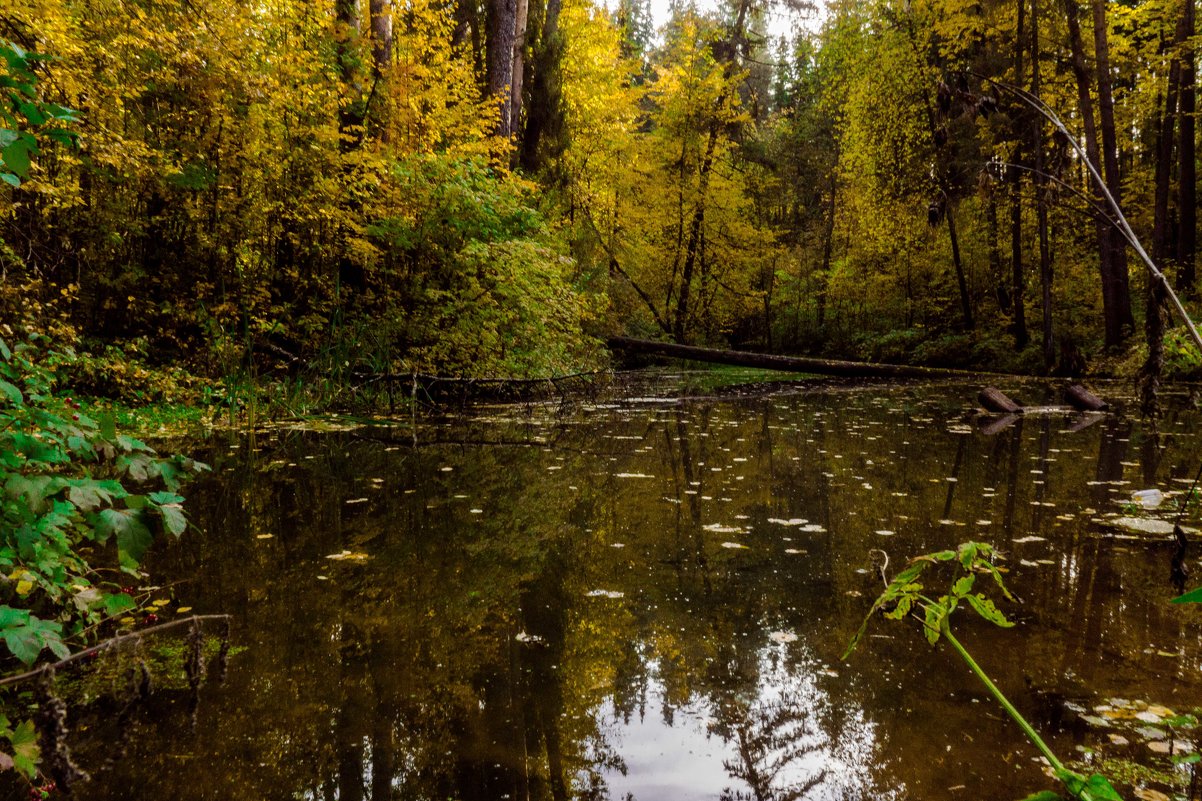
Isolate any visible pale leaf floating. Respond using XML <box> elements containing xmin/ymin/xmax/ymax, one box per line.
<box><xmin>720</xmin><ymin>541</ymin><xmax>748</xmax><ymax>549</ymax></box>
<box><xmin>326</xmin><ymin>550</ymin><xmax>370</xmax><ymax>562</ymax></box>
<box><xmin>784</xmin><ymin>548</ymin><xmax>806</xmax><ymax>554</ymax></box>
<box><xmin>614</xmin><ymin>472</ymin><xmax>655</xmax><ymax>478</ymax></box>
<box><xmin>768</xmin><ymin>631</ymin><xmax>798</xmax><ymax>644</ymax></box>
<box><xmin>704</xmin><ymin>523</ymin><xmax>743</xmax><ymax>533</ymax></box>
<box><xmin>874</xmin><ymin>530</ymin><xmax>895</xmax><ymax>536</ymax></box>
<box><xmin>345</xmin><ymin>497</ymin><xmax>370</xmax><ymax>504</ymax></box>
<box><xmin>768</xmin><ymin>518</ymin><xmax>808</xmax><ymax>526</ymax></box>
<box><xmin>1011</xmin><ymin>535</ymin><xmax>1046</xmax><ymax>543</ymax></box>
<box><xmin>585</xmin><ymin>589</ymin><xmax>624</xmax><ymax>598</ymax></box>
<box><xmin>515</xmin><ymin>631</ymin><xmax>544</xmax><ymax>644</ymax></box>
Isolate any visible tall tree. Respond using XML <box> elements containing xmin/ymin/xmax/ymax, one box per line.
<box><xmin>1031</xmin><ymin>0</ymin><xmax>1054</xmax><ymax>371</ymax></box>
<box><xmin>487</xmin><ymin>0</ymin><xmax>519</xmax><ymax>137</ymax></box>
<box><xmin>1064</xmin><ymin>0</ymin><xmax>1129</xmax><ymax>347</ymax></box>
<box><xmin>1177</xmin><ymin>0</ymin><xmax>1197</xmax><ymax>295</ymax></box>
<box><xmin>1092</xmin><ymin>0</ymin><xmax>1134</xmax><ymax>336</ymax></box>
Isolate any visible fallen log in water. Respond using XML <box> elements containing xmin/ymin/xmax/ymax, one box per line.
<box><xmin>608</xmin><ymin>337</ymin><xmax>984</xmax><ymax>379</ymax></box>
<box><xmin>1065</xmin><ymin>384</ymin><xmax>1109</xmax><ymax>411</ymax></box>
<box><xmin>978</xmin><ymin>387</ymin><xmax>1023</xmax><ymax>414</ymax></box>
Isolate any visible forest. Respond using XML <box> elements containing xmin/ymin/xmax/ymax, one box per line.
<box><xmin>1</xmin><ymin>0</ymin><xmax>1199</xmax><ymax>402</ymax></box>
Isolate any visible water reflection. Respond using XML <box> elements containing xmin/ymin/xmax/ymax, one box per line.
<box><xmin>31</xmin><ymin>379</ymin><xmax>1202</xmax><ymax>801</ymax></box>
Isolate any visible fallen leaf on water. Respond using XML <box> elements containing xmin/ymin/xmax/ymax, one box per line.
<box><xmin>585</xmin><ymin>589</ymin><xmax>624</xmax><ymax>599</ymax></box>
<box><xmin>256</xmin><ymin>534</ymin><xmax>274</xmax><ymax>540</ymax></box>
<box><xmin>721</xmin><ymin>542</ymin><xmax>748</xmax><ymax>549</ymax></box>
<box><xmin>768</xmin><ymin>631</ymin><xmax>798</xmax><ymax>643</ymax></box>
<box><xmin>326</xmin><ymin>551</ymin><xmax>370</xmax><ymax>562</ymax></box>
<box><xmin>345</xmin><ymin>498</ymin><xmax>369</xmax><ymax>505</ymax></box>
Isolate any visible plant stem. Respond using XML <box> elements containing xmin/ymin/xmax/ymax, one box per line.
<box><xmin>941</xmin><ymin>622</ymin><xmax>1065</xmax><ymax>772</ymax></box>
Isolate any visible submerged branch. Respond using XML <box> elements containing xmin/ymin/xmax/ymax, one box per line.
<box><xmin>0</xmin><ymin>615</ymin><xmax>232</xmax><ymax>689</ymax></box>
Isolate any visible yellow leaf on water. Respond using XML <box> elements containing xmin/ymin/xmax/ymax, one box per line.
<box><xmin>15</xmin><ymin>581</ymin><xmax>33</xmax><ymax>596</ymax></box>
<box><xmin>176</xmin><ymin>607</ymin><xmax>192</xmax><ymax>614</ymax></box>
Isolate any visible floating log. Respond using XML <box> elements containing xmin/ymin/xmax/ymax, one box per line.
<box><xmin>1065</xmin><ymin>383</ymin><xmax>1109</xmax><ymax>411</ymax></box>
<box><xmin>608</xmin><ymin>337</ymin><xmax>985</xmax><ymax>379</ymax></box>
<box><xmin>977</xmin><ymin>387</ymin><xmax>1023</xmax><ymax>414</ymax></box>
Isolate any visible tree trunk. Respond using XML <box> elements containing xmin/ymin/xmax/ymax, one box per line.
<box><xmin>518</xmin><ymin>0</ymin><xmax>564</xmax><ymax>171</ymax></box>
<box><xmin>1177</xmin><ymin>0</ymin><xmax>1197</xmax><ymax>295</ymax></box>
<box><xmin>1032</xmin><ymin>0</ymin><xmax>1055</xmax><ymax>371</ymax></box>
<box><xmin>986</xmin><ymin>183</ymin><xmax>1010</xmax><ymax>313</ymax></box>
<box><xmin>947</xmin><ymin>206</ymin><xmax>974</xmax><ymax>329</ymax></box>
<box><xmin>509</xmin><ymin>0</ymin><xmax>529</xmax><ymax>145</ymax></box>
<box><xmin>1093</xmin><ymin>0</ymin><xmax>1134</xmax><ymax>334</ymax></box>
<box><xmin>1065</xmin><ymin>0</ymin><xmax>1124</xmax><ymax>347</ymax></box>
<box><xmin>817</xmin><ymin>170</ymin><xmax>836</xmax><ymax>331</ymax></box>
<box><xmin>369</xmin><ymin>0</ymin><xmax>392</xmax><ymax>77</ymax></box>
<box><xmin>609</xmin><ymin>336</ymin><xmax>989</xmax><ymax>378</ymax></box>
<box><xmin>487</xmin><ymin>0</ymin><xmax>518</xmax><ymax>138</ymax></box>
<box><xmin>1144</xmin><ymin>17</ymin><xmax>1186</xmax><ymax>417</ymax></box>
<box><xmin>335</xmin><ymin>0</ymin><xmax>363</xmax><ymax>145</ymax></box>
<box><xmin>1011</xmin><ymin>0</ymin><xmax>1029</xmax><ymax>349</ymax></box>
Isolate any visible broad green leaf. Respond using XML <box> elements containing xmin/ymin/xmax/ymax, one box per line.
<box><xmin>3</xmin><ymin>626</ymin><xmax>43</xmax><ymax>665</ymax></box>
<box><xmin>0</xmin><ymin>173</ymin><xmax>18</xmax><ymax>188</ymax></box>
<box><xmin>0</xmin><ymin>606</ymin><xmax>30</xmax><ymax>629</ymax></box>
<box><xmin>9</xmin><ymin>720</ymin><xmax>38</xmax><ymax>778</ymax></box>
<box><xmin>156</xmin><ymin>503</ymin><xmax>187</xmax><ymax>537</ymax></box>
<box><xmin>114</xmin><ymin>512</ymin><xmax>153</xmax><ymax>569</ymax></box>
<box><xmin>0</xmin><ymin>378</ymin><xmax>21</xmax><ymax>405</ymax></box>
<box><xmin>1171</xmin><ymin>586</ymin><xmax>1202</xmax><ymax>604</ymax></box>
<box><xmin>103</xmin><ymin>592</ymin><xmax>136</xmax><ymax>617</ymax></box>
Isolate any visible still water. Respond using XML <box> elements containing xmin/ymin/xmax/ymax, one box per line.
<box><xmin>55</xmin><ymin>376</ymin><xmax>1202</xmax><ymax>800</ymax></box>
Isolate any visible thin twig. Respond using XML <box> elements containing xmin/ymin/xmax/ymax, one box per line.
<box><xmin>0</xmin><ymin>614</ymin><xmax>231</xmax><ymax>689</ymax></box>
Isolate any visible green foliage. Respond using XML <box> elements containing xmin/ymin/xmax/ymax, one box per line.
<box><xmin>0</xmin><ymin>331</ymin><xmax>207</xmax><ymax>666</ymax></box>
<box><xmin>0</xmin><ymin>40</ymin><xmax>77</xmax><ymax>188</ymax></box>
<box><xmin>843</xmin><ymin>541</ymin><xmax>1013</xmax><ymax>658</ymax></box>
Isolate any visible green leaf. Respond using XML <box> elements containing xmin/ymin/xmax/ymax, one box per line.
<box><xmin>965</xmin><ymin>593</ymin><xmax>1014</xmax><ymax>628</ymax></box>
<box><xmin>0</xmin><ymin>378</ymin><xmax>21</xmax><ymax>405</ymax></box>
<box><xmin>3</xmin><ymin>626</ymin><xmax>43</xmax><ymax>665</ymax></box>
<box><xmin>952</xmin><ymin>574</ymin><xmax>976</xmax><ymax>598</ymax></box>
<box><xmin>1016</xmin><ymin>793</ymin><xmax>1065</xmax><ymax>801</ymax></box>
<box><xmin>1171</xmin><ymin>585</ymin><xmax>1202</xmax><ymax>604</ymax></box>
<box><xmin>0</xmin><ymin>172</ymin><xmax>17</xmax><ymax>188</ymax></box>
<box><xmin>1</xmin><ymin>135</ymin><xmax>34</xmax><ymax>177</ymax></box>
<box><xmin>1078</xmin><ymin>775</ymin><xmax>1122</xmax><ymax>801</ymax></box>
<box><xmin>0</xmin><ymin>607</ymin><xmax>30</xmax><ymax>629</ymax></box>
<box><xmin>103</xmin><ymin>592</ymin><xmax>136</xmax><ymax>617</ymax></box>
<box><xmin>9</xmin><ymin>720</ymin><xmax>38</xmax><ymax>778</ymax></box>
<box><xmin>156</xmin><ymin>503</ymin><xmax>187</xmax><ymax>537</ymax></box>
<box><xmin>923</xmin><ymin>602</ymin><xmax>946</xmax><ymax>645</ymax></box>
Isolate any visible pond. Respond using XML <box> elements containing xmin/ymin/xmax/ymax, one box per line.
<box><xmin>38</xmin><ymin>375</ymin><xmax>1202</xmax><ymax>800</ymax></box>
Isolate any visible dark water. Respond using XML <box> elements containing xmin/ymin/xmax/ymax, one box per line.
<box><xmin>44</xmin><ymin>377</ymin><xmax>1202</xmax><ymax>800</ymax></box>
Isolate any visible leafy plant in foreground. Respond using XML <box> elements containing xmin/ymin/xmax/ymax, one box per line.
<box><xmin>843</xmin><ymin>542</ymin><xmax>1124</xmax><ymax>801</ymax></box>
<box><xmin>0</xmin><ymin>331</ymin><xmax>207</xmax><ymax>779</ymax></box>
